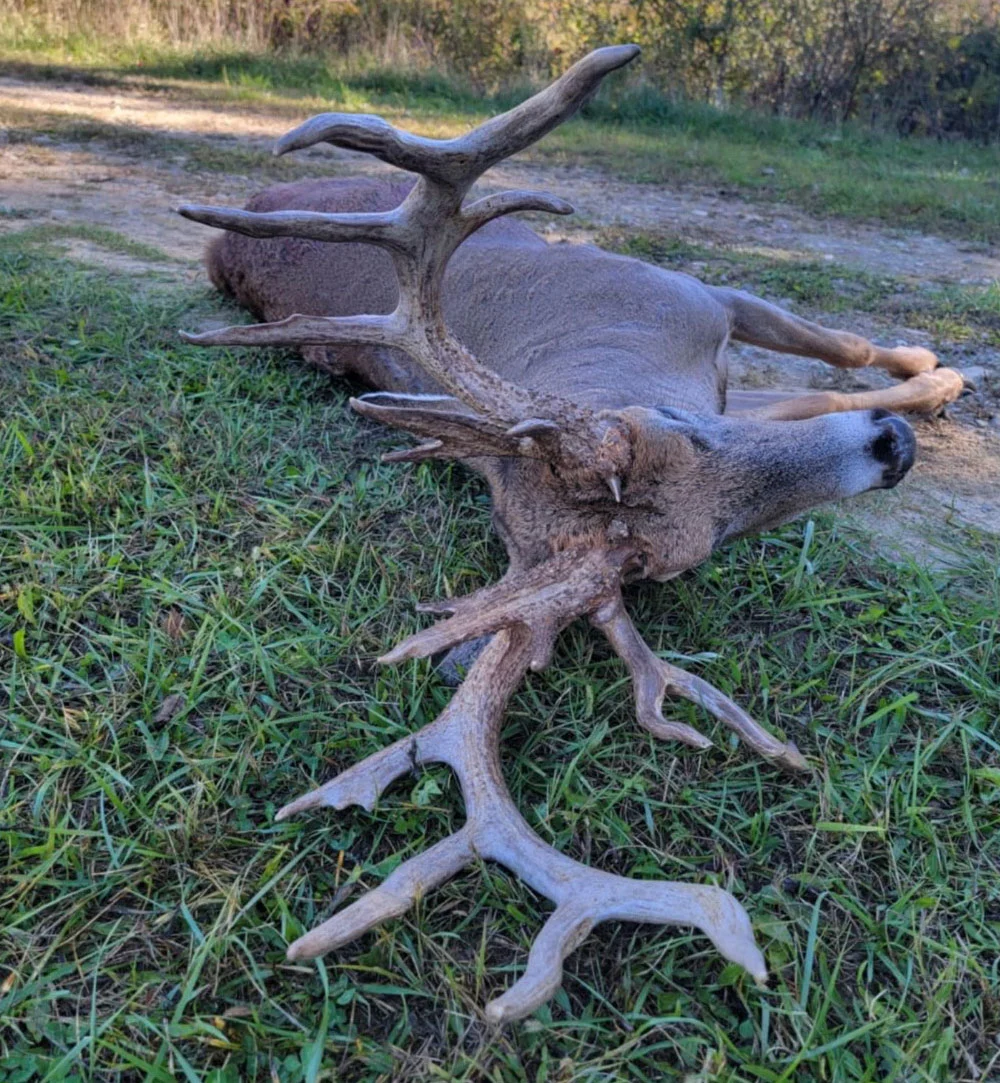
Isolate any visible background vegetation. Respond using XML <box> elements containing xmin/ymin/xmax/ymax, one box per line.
<box><xmin>7</xmin><ymin>0</ymin><xmax>1000</xmax><ymax>139</ymax></box>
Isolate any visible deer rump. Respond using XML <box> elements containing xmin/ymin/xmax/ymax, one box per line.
<box><xmin>181</xmin><ymin>45</ymin><xmax>963</xmax><ymax>1024</ymax></box>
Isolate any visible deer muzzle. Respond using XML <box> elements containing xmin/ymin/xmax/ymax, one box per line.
<box><xmin>868</xmin><ymin>408</ymin><xmax>916</xmax><ymax>488</ymax></box>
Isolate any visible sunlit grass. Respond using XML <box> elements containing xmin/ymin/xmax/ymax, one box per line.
<box><xmin>2</xmin><ymin>234</ymin><xmax>999</xmax><ymax>1080</ymax></box>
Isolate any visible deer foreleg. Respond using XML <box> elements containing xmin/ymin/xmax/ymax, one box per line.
<box><xmin>728</xmin><ymin>368</ymin><xmax>964</xmax><ymax>421</ymax></box>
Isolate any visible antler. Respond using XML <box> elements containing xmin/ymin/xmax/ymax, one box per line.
<box><xmin>591</xmin><ymin>593</ymin><xmax>808</xmax><ymax>771</ymax></box>
<box><xmin>278</xmin><ymin>623</ymin><xmax>767</xmax><ymax>1025</ymax></box>
<box><xmin>269</xmin><ymin>543</ymin><xmax>816</xmax><ymax>1020</ymax></box>
<box><xmin>178</xmin><ymin>45</ymin><xmax>642</xmax><ymax>493</ymax></box>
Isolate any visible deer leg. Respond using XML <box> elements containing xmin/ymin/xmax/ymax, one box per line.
<box><xmin>717</xmin><ymin>287</ymin><xmax>942</xmax><ymax>379</ymax></box>
<box><xmin>727</xmin><ymin>368</ymin><xmax>964</xmax><ymax>421</ymax></box>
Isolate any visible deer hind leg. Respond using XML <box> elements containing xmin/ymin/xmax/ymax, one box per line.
<box><xmin>717</xmin><ymin>287</ymin><xmax>941</xmax><ymax>378</ymax></box>
<box><xmin>727</xmin><ymin>369</ymin><xmax>964</xmax><ymax>421</ymax></box>
<box><xmin>715</xmin><ymin>287</ymin><xmax>964</xmax><ymax>420</ymax></box>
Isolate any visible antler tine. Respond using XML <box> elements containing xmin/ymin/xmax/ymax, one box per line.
<box><xmin>179</xmin><ymin>47</ymin><xmax>642</xmax><ymax>483</ymax></box>
<box><xmin>593</xmin><ymin>593</ymin><xmax>809</xmax><ymax>772</ymax></box>
<box><xmin>179</xmin><ymin>312</ymin><xmax>404</xmax><ymax>349</ymax></box>
<box><xmin>177</xmin><ymin>204</ymin><xmax>407</xmax><ymax>250</ymax></box>
<box><xmin>177</xmin><ymin>190</ymin><xmax>574</xmax><ymax>251</ymax></box>
<box><xmin>379</xmin><ymin>546</ymin><xmax>630</xmax><ymax>672</ymax></box>
<box><xmin>279</xmin><ymin>627</ymin><xmax>767</xmax><ymax>1021</ymax></box>
<box><xmin>271</xmin><ymin>45</ymin><xmax>640</xmax><ymax>191</ymax></box>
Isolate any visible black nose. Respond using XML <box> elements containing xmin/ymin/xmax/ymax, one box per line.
<box><xmin>869</xmin><ymin>410</ymin><xmax>916</xmax><ymax>487</ymax></box>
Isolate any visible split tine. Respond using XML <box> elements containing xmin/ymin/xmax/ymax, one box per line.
<box><xmin>275</xmin><ymin>733</ymin><xmax>431</xmax><ymax>821</ymax></box>
<box><xmin>273</xmin><ymin>45</ymin><xmax>640</xmax><ymax>192</ymax></box>
<box><xmin>663</xmin><ymin>665</ymin><xmax>809</xmax><ymax>772</ymax></box>
<box><xmin>594</xmin><ymin>593</ymin><xmax>805</xmax><ymax>768</ymax></box>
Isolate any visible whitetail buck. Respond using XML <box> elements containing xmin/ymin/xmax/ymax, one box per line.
<box><xmin>179</xmin><ymin>46</ymin><xmax>964</xmax><ymax>1022</ymax></box>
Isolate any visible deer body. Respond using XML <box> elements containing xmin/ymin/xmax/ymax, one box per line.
<box><xmin>207</xmin><ymin>176</ymin><xmax>961</xmax><ymax>575</ymax></box>
<box><xmin>182</xmin><ymin>46</ymin><xmax>966</xmax><ymax>1021</ymax></box>
<box><xmin>208</xmin><ymin>178</ymin><xmax>730</xmax><ymax>415</ymax></box>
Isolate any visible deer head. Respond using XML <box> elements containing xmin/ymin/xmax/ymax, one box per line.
<box><xmin>177</xmin><ymin>45</ymin><xmax>910</xmax><ymax>1021</ymax></box>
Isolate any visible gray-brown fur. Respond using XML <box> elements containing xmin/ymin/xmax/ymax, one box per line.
<box><xmin>204</xmin><ymin>173</ymin><xmax>961</xmax><ymax>576</ymax></box>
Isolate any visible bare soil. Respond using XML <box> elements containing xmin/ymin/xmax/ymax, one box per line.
<box><xmin>2</xmin><ymin>74</ymin><xmax>998</xmax><ymax>561</ymax></box>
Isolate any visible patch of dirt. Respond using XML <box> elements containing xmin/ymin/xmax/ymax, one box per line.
<box><xmin>2</xmin><ymin>73</ymin><xmax>998</xmax><ymax>559</ymax></box>
<box><xmin>846</xmin><ymin>420</ymin><xmax>1000</xmax><ymax>564</ymax></box>
<box><xmin>4</xmin><ymin>77</ymin><xmax>1000</xmax><ymax>284</ymax></box>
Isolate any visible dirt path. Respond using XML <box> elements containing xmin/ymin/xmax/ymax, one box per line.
<box><xmin>2</xmin><ymin>74</ymin><xmax>998</xmax><ymax>559</ymax></box>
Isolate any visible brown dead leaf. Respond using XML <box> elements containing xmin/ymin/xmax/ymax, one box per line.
<box><xmin>161</xmin><ymin>608</ymin><xmax>186</xmax><ymax>640</ymax></box>
<box><xmin>154</xmin><ymin>693</ymin><xmax>186</xmax><ymax>725</ymax></box>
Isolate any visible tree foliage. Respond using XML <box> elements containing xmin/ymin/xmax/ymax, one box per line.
<box><xmin>10</xmin><ymin>0</ymin><xmax>1000</xmax><ymax>139</ymax></box>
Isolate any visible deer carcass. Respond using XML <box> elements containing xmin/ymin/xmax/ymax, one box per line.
<box><xmin>178</xmin><ymin>45</ymin><xmax>963</xmax><ymax>1022</ymax></box>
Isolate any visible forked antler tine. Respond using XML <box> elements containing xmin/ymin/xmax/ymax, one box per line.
<box><xmin>483</xmin><ymin>878</ymin><xmax>769</xmax><ymax>1024</ymax></box>
<box><xmin>274</xmin><ymin>717</ymin><xmax>454</xmax><ymax>821</ymax></box>
<box><xmin>273</xmin><ymin>45</ymin><xmax>640</xmax><ymax>191</ymax></box>
<box><xmin>379</xmin><ymin>546</ymin><xmax>628</xmax><ymax>672</ymax></box>
<box><xmin>593</xmin><ymin>595</ymin><xmax>809</xmax><ymax>771</ymax></box>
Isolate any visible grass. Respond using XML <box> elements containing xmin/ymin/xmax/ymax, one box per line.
<box><xmin>3</xmin><ymin>232</ymin><xmax>1000</xmax><ymax>1080</ymax></box>
<box><xmin>3</xmin><ymin>32</ymin><xmax>1000</xmax><ymax>244</ymax></box>
<box><xmin>0</xmin><ymin>223</ymin><xmax>176</xmax><ymax>265</ymax></box>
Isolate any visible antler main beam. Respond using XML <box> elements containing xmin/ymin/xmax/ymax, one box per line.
<box><xmin>179</xmin><ymin>46</ymin><xmax>642</xmax><ymax>490</ymax></box>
